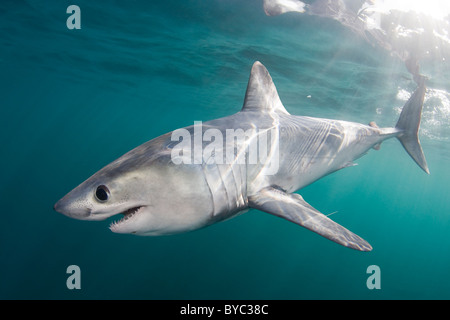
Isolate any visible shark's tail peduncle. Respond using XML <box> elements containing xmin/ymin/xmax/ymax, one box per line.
<box><xmin>395</xmin><ymin>80</ymin><xmax>430</xmax><ymax>174</ymax></box>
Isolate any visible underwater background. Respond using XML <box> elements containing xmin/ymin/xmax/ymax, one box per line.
<box><xmin>1</xmin><ymin>0</ymin><xmax>449</xmax><ymax>299</ymax></box>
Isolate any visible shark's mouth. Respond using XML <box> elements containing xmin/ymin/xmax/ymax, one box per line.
<box><xmin>109</xmin><ymin>206</ymin><xmax>144</xmax><ymax>231</ymax></box>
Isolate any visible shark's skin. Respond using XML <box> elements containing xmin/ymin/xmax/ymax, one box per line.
<box><xmin>54</xmin><ymin>61</ymin><xmax>428</xmax><ymax>251</ymax></box>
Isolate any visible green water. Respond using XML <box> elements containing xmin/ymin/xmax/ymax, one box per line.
<box><xmin>0</xmin><ymin>0</ymin><xmax>449</xmax><ymax>299</ymax></box>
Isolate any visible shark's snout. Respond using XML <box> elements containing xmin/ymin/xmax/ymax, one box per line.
<box><xmin>54</xmin><ymin>197</ymin><xmax>69</xmax><ymax>215</ymax></box>
<box><xmin>53</xmin><ymin>194</ymin><xmax>92</xmax><ymax>220</ymax></box>
<box><xmin>53</xmin><ymin>200</ymin><xmax>61</xmax><ymax>213</ymax></box>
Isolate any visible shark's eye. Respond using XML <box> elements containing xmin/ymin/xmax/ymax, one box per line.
<box><xmin>95</xmin><ymin>185</ymin><xmax>110</xmax><ymax>202</ymax></box>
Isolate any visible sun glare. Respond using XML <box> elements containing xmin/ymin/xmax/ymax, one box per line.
<box><xmin>375</xmin><ymin>0</ymin><xmax>450</xmax><ymax>20</ymax></box>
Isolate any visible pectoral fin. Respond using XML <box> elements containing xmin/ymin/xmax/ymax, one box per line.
<box><xmin>248</xmin><ymin>187</ymin><xmax>372</xmax><ymax>251</ymax></box>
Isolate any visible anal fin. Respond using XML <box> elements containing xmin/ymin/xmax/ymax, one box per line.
<box><xmin>341</xmin><ymin>161</ymin><xmax>357</xmax><ymax>169</ymax></box>
<box><xmin>248</xmin><ymin>187</ymin><xmax>372</xmax><ymax>251</ymax></box>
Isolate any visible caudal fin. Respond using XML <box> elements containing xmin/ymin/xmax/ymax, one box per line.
<box><xmin>395</xmin><ymin>81</ymin><xmax>430</xmax><ymax>174</ymax></box>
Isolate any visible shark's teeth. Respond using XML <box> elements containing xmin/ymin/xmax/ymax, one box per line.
<box><xmin>109</xmin><ymin>206</ymin><xmax>143</xmax><ymax>231</ymax></box>
<box><xmin>126</xmin><ymin>206</ymin><xmax>141</xmax><ymax>215</ymax></box>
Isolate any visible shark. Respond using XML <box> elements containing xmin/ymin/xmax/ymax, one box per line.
<box><xmin>54</xmin><ymin>61</ymin><xmax>429</xmax><ymax>251</ymax></box>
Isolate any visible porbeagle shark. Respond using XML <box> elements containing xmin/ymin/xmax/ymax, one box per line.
<box><xmin>54</xmin><ymin>61</ymin><xmax>429</xmax><ymax>251</ymax></box>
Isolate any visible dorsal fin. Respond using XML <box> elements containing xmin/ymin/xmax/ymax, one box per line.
<box><xmin>241</xmin><ymin>61</ymin><xmax>290</xmax><ymax>115</ymax></box>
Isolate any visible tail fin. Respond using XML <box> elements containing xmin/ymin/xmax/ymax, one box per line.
<box><xmin>395</xmin><ymin>81</ymin><xmax>430</xmax><ymax>174</ymax></box>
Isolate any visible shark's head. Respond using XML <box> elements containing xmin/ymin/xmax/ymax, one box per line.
<box><xmin>54</xmin><ymin>144</ymin><xmax>214</xmax><ymax>235</ymax></box>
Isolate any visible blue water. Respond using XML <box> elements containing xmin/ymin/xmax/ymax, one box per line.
<box><xmin>1</xmin><ymin>0</ymin><xmax>449</xmax><ymax>299</ymax></box>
